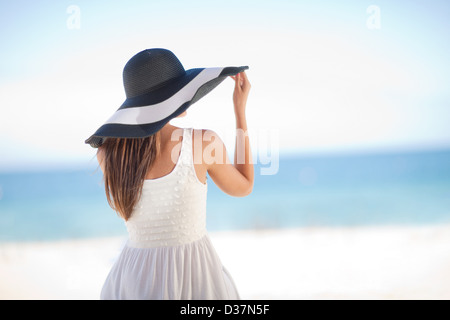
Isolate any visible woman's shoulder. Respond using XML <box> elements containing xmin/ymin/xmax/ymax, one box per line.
<box><xmin>191</xmin><ymin>128</ymin><xmax>222</xmax><ymax>140</ymax></box>
<box><xmin>191</xmin><ymin>128</ymin><xmax>226</xmax><ymax>149</ymax></box>
<box><xmin>190</xmin><ymin>128</ymin><xmax>229</xmax><ymax>167</ymax></box>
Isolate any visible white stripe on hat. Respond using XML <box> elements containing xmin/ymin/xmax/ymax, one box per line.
<box><xmin>104</xmin><ymin>67</ymin><xmax>224</xmax><ymax>125</ymax></box>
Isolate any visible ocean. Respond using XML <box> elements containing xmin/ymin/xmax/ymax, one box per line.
<box><xmin>0</xmin><ymin>148</ymin><xmax>449</xmax><ymax>242</ymax></box>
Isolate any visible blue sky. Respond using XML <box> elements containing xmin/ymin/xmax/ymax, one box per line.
<box><xmin>0</xmin><ymin>0</ymin><xmax>449</xmax><ymax>171</ymax></box>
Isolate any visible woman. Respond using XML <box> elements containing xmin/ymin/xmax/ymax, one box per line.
<box><xmin>85</xmin><ymin>48</ymin><xmax>253</xmax><ymax>299</ymax></box>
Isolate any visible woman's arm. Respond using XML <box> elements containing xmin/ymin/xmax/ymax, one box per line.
<box><xmin>233</xmin><ymin>71</ymin><xmax>253</xmax><ymax>187</ymax></box>
<box><xmin>206</xmin><ymin>71</ymin><xmax>254</xmax><ymax>197</ymax></box>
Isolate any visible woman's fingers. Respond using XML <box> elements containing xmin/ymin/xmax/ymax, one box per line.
<box><xmin>241</xmin><ymin>71</ymin><xmax>249</xmax><ymax>83</ymax></box>
<box><xmin>230</xmin><ymin>75</ymin><xmax>239</xmax><ymax>89</ymax></box>
<box><xmin>231</xmin><ymin>72</ymin><xmax>249</xmax><ymax>92</ymax></box>
<box><xmin>238</xmin><ymin>72</ymin><xmax>250</xmax><ymax>92</ymax></box>
<box><xmin>234</xmin><ymin>73</ymin><xmax>241</xmax><ymax>91</ymax></box>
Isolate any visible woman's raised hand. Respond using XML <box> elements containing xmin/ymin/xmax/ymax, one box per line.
<box><xmin>230</xmin><ymin>71</ymin><xmax>251</xmax><ymax>117</ymax></box>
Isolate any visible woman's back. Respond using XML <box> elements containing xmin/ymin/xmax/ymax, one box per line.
<box><xmin>126</xmin><ymin>127</ymin><xmax>208</xmax><ymax>248</ymax></box>
<box><xmin>144</xmin><ymin>125</ymin><xmax>208</xmax><ymax>184</ymax></box>
<box><xmin>100</xmin><ymin>127</ymin><xmax>240</xmax><ymax>299</ymax></box>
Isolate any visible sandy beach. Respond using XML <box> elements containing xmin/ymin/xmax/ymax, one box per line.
<box><xmin>1</xmin><ymin>224</ymin><xmax>450</xmax><ymax>300</ymax></box>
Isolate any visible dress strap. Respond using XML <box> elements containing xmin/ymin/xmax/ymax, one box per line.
<box><xmin>177</xmin><ymin>128</ymin><xmax>195</xmax><ymax>174</ymax></box>
<box><xmin>177</xmin><ymin>127</ymin><xmax>206</xmax><ymax>185</ymax></box>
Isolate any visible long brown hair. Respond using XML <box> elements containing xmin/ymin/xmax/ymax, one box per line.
<box><xmin>98</xmin><ymin>132</ymin><xmax>160</xmax><ymax>221</ymax></box>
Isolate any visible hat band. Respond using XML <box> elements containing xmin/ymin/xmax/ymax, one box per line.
<box><xmin>104</xmin><ymin>67</ymin><xmax>224</xmax><ymax>126</ymax></box>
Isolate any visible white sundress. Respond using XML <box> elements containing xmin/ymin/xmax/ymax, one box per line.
<box><xmin>100</xmin><ymin>127</ymin><xmax>240</xmax><ymax>300</ymax></box>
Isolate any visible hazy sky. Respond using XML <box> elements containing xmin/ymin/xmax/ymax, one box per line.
<box><xmin>0</xmin><ymin>0</ymin><xmax>449</xmax><ymax>171</ymax></box>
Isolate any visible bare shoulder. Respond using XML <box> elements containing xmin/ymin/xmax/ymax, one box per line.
<box><xmin>192</xmin><ymin>129</ymin><xmax>224</xmax><ymax>145</ymax></box>
<box><xmin>192</xmin><ymin>128</ymin><xmax>229</xmax><ymax>167</ymax></box>
<box><xmin>192</xmin><ymin>128</ymin><xmax>227</xmax><ymax>152</ymax></box>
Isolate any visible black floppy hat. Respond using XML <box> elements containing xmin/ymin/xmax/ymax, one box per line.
<box><xmin>85</xmin><ymin>48</ymin><xmax>248</xmax><ymax>148</ymax></box>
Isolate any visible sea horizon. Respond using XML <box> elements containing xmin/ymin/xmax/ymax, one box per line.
<box><xmin>1</xmin><ymin>147</ymin><xmax>449</xmax><ymax>243</ymax></box>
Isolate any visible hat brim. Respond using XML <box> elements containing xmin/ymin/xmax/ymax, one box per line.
<box><xmin>85</xmin><ymin>66</ymin><xmax>248</xmax><ymax>148</ymax></box>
